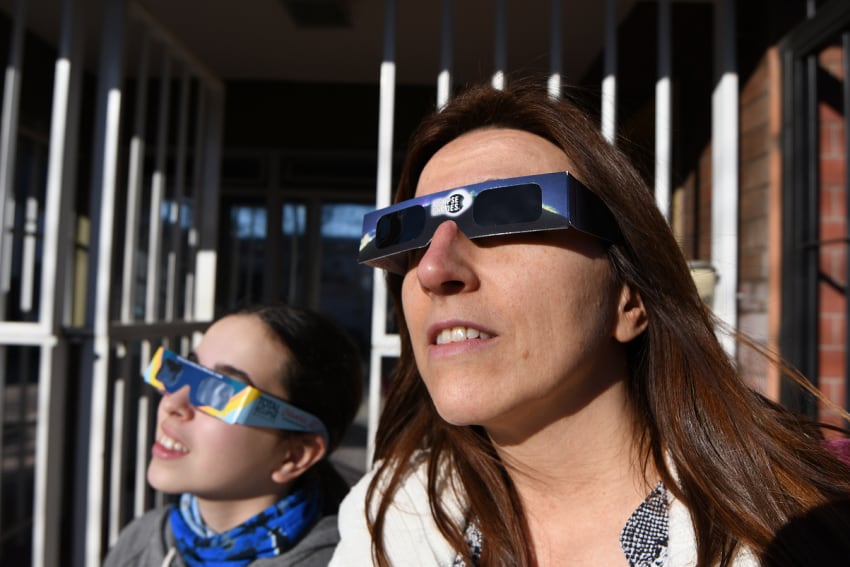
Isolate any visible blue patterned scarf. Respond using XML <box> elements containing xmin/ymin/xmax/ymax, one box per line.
<box><xmin>169</xmin><ymin>481</ymin><xmax>322</xmax><ymax>567</ymax></box>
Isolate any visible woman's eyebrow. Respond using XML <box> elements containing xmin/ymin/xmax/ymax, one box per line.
<box><xmin>186</xmin><ymin>351</ymin><xmax>255</xmax><ymax>386</ymax></box>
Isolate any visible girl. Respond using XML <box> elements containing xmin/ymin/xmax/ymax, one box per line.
<box><xmin>105</xmin><ymin>303</ymin><xmax>362</xmax><ymax>566</ymax></box>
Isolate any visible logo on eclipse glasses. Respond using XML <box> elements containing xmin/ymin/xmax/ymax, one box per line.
<box><xmin>431</xmin><ymin>189</ymin><xmax>472</xmax><ymax>218</ymax></box>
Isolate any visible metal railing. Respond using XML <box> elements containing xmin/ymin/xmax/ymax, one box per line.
<box><xmin>0</xmin><ymin>1</ymin><xmax>224</xmax><ymax>565</ymax></box>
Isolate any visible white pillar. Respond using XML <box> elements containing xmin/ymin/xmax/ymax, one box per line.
<box><xmin>710</xmin><ymin>0</ymin><xmax>739</xmax><ymax>356</ymax></box>
<box><xmin>368</xmin><ymin>0</ymin><xmax>400</xmax><ymax>465</ymax></box>
<box><xmin>655</xmin><ymin>0</ymin><xmax>672</xmax><ymax>220</ymax></box>
<box><xmin>602</xmin><ymin>0</ymin><xmax>618</xmax><ymax>143</ymax></box>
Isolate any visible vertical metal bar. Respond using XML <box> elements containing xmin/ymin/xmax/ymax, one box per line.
<box><xmin>548</xmin><ymin>0</ymin><xmax>563</xmax><ymax>98</ymax></box>
<box><xmin>710</xmin><ymin>0</ymin><xmax>739</xmax><ymax>356</ymax></box>
<box><xmin>183</xmin><ymin>86</ymin><xmax>206</xmax><ymax>323</ymax></box>
<box><xmin>133</xmin><ymin>390</ymin><xmax>151</xmax><ymax>517</ymax></box>
<box><xmin>655</xmin><ymin>0</ymin><xmax>672</xmax><ymax>221</ymax></box>
<box><xmin>286</xmin><ymin>203</ymin><xmax>300</xmax><ymax>305</ymax></box>
<box><xmin>306</xmin><ymin>197</ymin><xmax>322</xmax><ymax>309</ymax></box>
<box><xmin>145</xmin><ymin>51</ymin><xmax>171</xmax><ymax>324</ymax></box>
<box><xmin>802</xmin><ymin>50</ymin><xmax>820</xmax><ymax>408</ymax></box>
<box><xmin>262</xmin><ymin>153</ymin><xmax>280</xmax><ymax>306</ymax></box>
<box><xmin>0</xmin><ymin>198</ymin><xmax>13</xmax><ymax>298</ymax></box>
<box><xmin>0</xmin><ymin>2</ymin><xmax>27</xmax><ymax>499</ymax></box>
<box><xmin>437</xmin><ymin>0</ymin><xmax>453</xmax><ymax>109</ymax></box>
<box><xmin>368</xmin><ymin>0</ymin><xmax>398</xmax><ymax>464</ymax></box>
<box><xmin>602</xmin><ymin>0</ymin><xmax>617</xmax><ymax>143</ymax></box>
<box><xmin>120</xmin><ymin>31</ymin><xmax>150</xmax><ymax>323</ymax></box>
<box><xmin>227</xmin><ymin>213</ymin><xmax>239</xmax><ymax>306</ymax></box>
<box><xmin>192</xmin><ymin>85</ymin><xmax>223</xmax><ymax>326</ymax></box>
<box><xmin>264</xmin><ymin>188</ymin><xmax>283</xmax><ymax>305</ymax></box>
<box><xmin>20</xmin><ymin>193</ymin><xmax>38</xmax><ymax>313</ymax></box>
<box><xmin>0</xmin><ymin>0</ymin><xmax>26</xmax><ymax>310</ymax></box>
<box><xmin>243</xmin><ymin>208</ymin><xmax>259</xmax><ymax>301</ymax></box>
<box><xmin>34</xmin><ymin>0</ymin><xmax>82</xmax><ymax>563</ymax></box>
<box><xmin>80</xmin><ymin>0</ymin><xmax>126</xmax><ymax>563</ymax></box>
<box><xmin>843</xmin><ymin>31</ymin><xmax>850</xmax><ymax>416</ymax></box>
<box><xmin>492</xmin><ymin>0</ymin><xmax>507</xmax><ymax>90</ymax></box>
<box><xmin>165</xmin><ymin>67</ymin><xmax>190</xmax><ymax>322</ymax></box>
<box><xmin>107</xmin><ymin>367</ymin><xmax>126</xmax><ymax>544</ymax></box>
<box><xmin>14</xmin><ymin>347</ymin><xmax>30</xmax><ymax>555</ymax></box>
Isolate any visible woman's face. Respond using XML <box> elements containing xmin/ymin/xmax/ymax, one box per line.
<box><xmin>401</xmin><ymin>128</ymin><xmax>643</xmax><ymax>441</ymax></box>
<box><xmin>146</xmin><ymin>314</ymin><xmax>294</xmax><ymax>502</ymax></box>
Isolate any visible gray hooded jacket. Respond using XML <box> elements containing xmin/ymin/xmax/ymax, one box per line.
<box><xmin>102</xmin><ymin>507</ymin><xmax>339</xmax><ymax>567</ymax></box>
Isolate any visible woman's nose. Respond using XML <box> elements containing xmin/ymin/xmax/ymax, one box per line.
<box><xmin>414</xmin><ymin>221</ymin><xmax>479</xmax><ymax>294</ymax></box>
<box><xmin>158</xmin><ymin>385</ymin><xmax>194</xmax><ymax>419</ymax></box>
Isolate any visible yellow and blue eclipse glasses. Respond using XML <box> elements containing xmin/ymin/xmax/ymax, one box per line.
<box><xmin>358</xmin><ymin>171</ymin><xmax>622</xmax><ymax>274</ymax></box>
<box><xmin>144</xmin><ymin>346</ymin><xmax>329</xmax><ymax>444</ymax></box>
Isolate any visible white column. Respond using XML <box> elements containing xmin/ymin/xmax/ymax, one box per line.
<box><xmin>33</xmin><ymin>0</ymin><xmax>83</xmax><ymax>564</ymax></box>
<box><xmin>655</xmin><ymin>0</ymin><xmax>672</xmax><ymax>220</ymax></box>
<box><xmin>83</xmin><ymin>0</ymin><xmax>126</xmax><ymax>564</ymax></box>
<box><xmin>710</xmin><ymin>0</ymin><xmax>739</xmax><ymax>356</ymax></box>
<box><xmin>602</xmin><ymin>0</ymin><xmax>618</xmax><ymax>143</ymax></box>
<box><xmin>492</xmin><ymin>0</ymin><xmax>507</xmax><ymax>90</ymax></box>
<box><xmin>548</xmin><ymin>0</ymin><xmax>563</xmax><ymax>97</ymax></box>
<box><xmin>368</xmin><ymin>0</ymin><xmax>400</xmax><ymax>465</ymax></box>
<box><xmin>437</xmin><ymin>0</ymin><xmax>453</xmax><ymax>109</ymax></box>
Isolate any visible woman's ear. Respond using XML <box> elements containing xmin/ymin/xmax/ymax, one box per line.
<box><xmin>614</xmin><ymin>283</ymin><xmax>648</xmax><ymax>343</ymax></box>
<box><xmin>271</xmin><ymin>434</ymin><xmax>327</xmax><ymax>485</ymax></box>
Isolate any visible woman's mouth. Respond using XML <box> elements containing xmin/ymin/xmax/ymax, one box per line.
<box><xmin>435</xmin><ymin>326</ymin><xmax>493</xmax><ymax>345</ymax></box>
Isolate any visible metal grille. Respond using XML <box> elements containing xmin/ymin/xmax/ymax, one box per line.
<box><xmin>780</xmin><ymin>1</ymin><xmax>850</xmax><ymax>421</ymax></box>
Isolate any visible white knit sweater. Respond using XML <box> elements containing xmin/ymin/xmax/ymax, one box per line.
<box><xmin>330</xmin><ymin>454</ymin><xmax>758</xmax><ymax>567</ymax></box>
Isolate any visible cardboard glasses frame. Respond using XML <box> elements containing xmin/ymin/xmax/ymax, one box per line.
<box><xmin>358</xmin><ymin>171</ymin><xmax>622</xmax><ymax>275</ymax></box>
<box><xmin>144</xmin><ymin>346</ymin><xmax>329</xmax><ymax>444</ymax></box>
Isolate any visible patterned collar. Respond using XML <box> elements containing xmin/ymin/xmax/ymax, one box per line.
<box><xmin>453</xmin><ymin>482</ymin><xmax>669</xmax><ymax>566</ymax></box>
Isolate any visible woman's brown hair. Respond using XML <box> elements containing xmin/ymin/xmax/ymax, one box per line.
<box><xmin>365</xmin><ymin>79</ymin><xmax>850</xmax><ymax>566</ymax></box>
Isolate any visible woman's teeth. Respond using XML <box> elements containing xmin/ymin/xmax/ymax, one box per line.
<box><xmin>158</xmin><ymin>434</ymin><xmax>188</xmax><ymax>453</ymax></box>
<box><xmin>436</xmin><ymin>326</ymin><xmax>492</xmax><ymax>345</ymax></box>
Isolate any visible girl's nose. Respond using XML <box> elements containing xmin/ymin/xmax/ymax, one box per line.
<box><xmin>158</xmin><ymin>385</ymin><xmax>194</xmax><ymax>420</ymax></box>
<box><xmin>414</xmin><ymin>221</ymin><xmax>480</xmax><ymax>295</ymax></box>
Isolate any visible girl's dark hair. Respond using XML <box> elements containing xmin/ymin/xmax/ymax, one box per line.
<box><xmin>365</xmin><ymin>79</ymin><xmax>850</xmax><ymax>566</ymax></box>
<box><xmin>231</xmin><ymin>303</ymin><xmax>363</xmax><ymax>454</ymax></box>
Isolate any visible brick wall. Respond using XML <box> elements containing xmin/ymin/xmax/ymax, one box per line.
<box><xmin>816</xmin><ymin>45</ymin><xmax>847</xmax><ymax>428</ymax></box>
<box><xmin>737</xmin><ymin>49</ymin><xmax>781</xmax><ymax>397</ymax></box>
<box><xmin>674</xmin><ymin>49</ymin><xmax>784</xmax><ymax>399</ymax></box>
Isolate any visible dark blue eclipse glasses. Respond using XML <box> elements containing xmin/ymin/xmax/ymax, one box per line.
<box><xmin>358</xmin><ymin>171</ymin><xmax>622</xmax><ymax>274</ymax></box>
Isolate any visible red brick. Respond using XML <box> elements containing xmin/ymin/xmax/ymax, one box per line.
<box><xmin>741</xmin><ymin>92</ymin><xmax>769</xmax><ymax>131</ymax></box>
<box><xmin>819</xmin><ymin>218</ymin><xmax>845</xmax><ymax>241</ymax></box>
<box><xmin>819</xmin><ymin>120</ymin><xmax>845</xmax><ymax>158</ymax></box>
<box><xmin>820</xmin><ymin>281</ymin><xmax>846</xmax><ymax>313</ymax></box>
<box><xmin>819</xmin><ymin>348</ymin><xmax>846</xmax><ymax>379</ymax></box>
<box><xmin>820</xmin><ymin>158</ymin><xmax>846</xmax><ymax>188</ymax></box>
<box><xmin>820</xmin><ymin>313</ymin><xmax>845</xmax><ymax>347</ymax></box>
<box><xmin>741</xmin><ymin>122</ymin><xmax>769</xmax><ymax>161</ymax></box>
<box><xmin>819</xmin><ymin>46</ymin><xmax>845</xmax><ymax>79</ymax></box>
<box><xmin>741</xmin><ymin>57</ymin><xmax>769</xmax><ymax>104</ymax></box>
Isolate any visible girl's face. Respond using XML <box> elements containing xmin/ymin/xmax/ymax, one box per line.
<box><xmin>146</xmin><ymin>314</ymin><xmax>295</xmax><ymax>504</ymax></box>
<box><xmin>401</xmin><ymin>128</ymin><xmax>645</xmax><ymax>442</ymax></box>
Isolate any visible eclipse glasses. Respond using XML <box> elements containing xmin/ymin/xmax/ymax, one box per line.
<box><xmin>144</xmin><ymin>346</ymin><xmax>329</xmax><ymax>444</ymax></box>
<box><xmin>358</xmin><ymin>171</ymin><xmax>621</xmax><ymax>274</ymax></box>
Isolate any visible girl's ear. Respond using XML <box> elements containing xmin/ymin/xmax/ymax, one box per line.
<box><xmin>271</xmin><ymin>434</ymin><xmax>327</xmax><ymax>485</ymax></box>
<box><xmin>614</xmin><ymin>283</ymin><xmax>648</xmax><ymax>343</ymax></box>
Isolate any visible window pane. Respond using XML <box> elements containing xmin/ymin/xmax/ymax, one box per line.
<box><xmin>319</xmin><ymin>203</ymin><xmax>373</xmax><ymax>360</ymax></box>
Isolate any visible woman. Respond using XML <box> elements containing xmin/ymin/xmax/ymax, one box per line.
<box><xmin>104</xmin><ymin>303</ymin><xmax>362</xmax><ymax>566</ymax></box>
<box><xmin>331</xmin><ymin>80</ymin><xmax>850</xmax><ymax>566</ymax></box>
